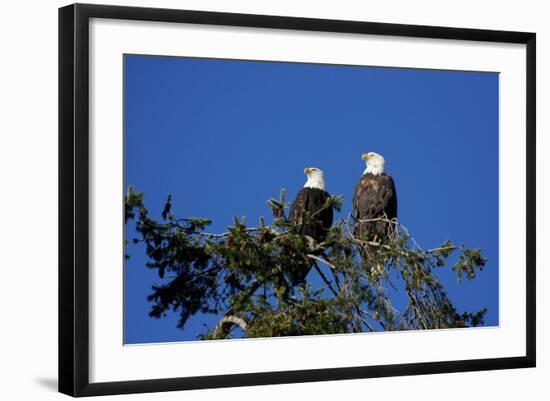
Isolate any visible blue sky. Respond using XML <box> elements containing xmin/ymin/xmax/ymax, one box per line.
<box><xmin>124</xmin><ymin>54</ymin><xmax>499</xmax><ymax>344</ymax></box>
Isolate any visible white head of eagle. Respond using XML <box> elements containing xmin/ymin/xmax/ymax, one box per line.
<box><xmin>303</xmin><ymin>167</ymin><xmax>326</xmax><ymax>190</ymax></box>
<box><xmin>362</xmin><ymin>152</ymin><xmax>385</xmax><ymax>176</ymax></box>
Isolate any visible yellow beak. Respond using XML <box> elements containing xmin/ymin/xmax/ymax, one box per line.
<box><xmin>304</xmin><ymin>167</ymin><xmax>312</xmax><ymax>174</ymax></box>
<box><xmin>361</xmin><ymin>153</ymin><xmax>370</xmax><ymax>161</ymax></box>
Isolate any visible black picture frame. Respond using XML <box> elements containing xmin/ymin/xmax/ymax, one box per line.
<box><xmin>59</xmin><ymin>3</ymin><xmax>536</xmax><ymax>397</ymax></box>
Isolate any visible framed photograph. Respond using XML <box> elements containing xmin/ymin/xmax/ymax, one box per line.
<box><xmin>59</xmin><ymin>3</ymin><xmax>536</xmax><ymax>397</ymax></box>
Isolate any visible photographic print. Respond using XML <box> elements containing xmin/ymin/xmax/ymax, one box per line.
<box><xmin>59</xmin><ymin>5</ymin><xmax>535</xmax><ymax>396</ymax></box>
<box><xmin>123</xmin><ymin>54</ymin><xmax>499</xmax><ymax>344</ymax></box>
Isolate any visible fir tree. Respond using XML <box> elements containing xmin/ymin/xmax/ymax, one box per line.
<box><xmin>125</xmin><ymin>186</ymin><xmax>487</xmax><ymax>340</ymax></box>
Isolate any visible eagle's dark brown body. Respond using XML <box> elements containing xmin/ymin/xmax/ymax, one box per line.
<box><xmin>287</xmin><ymin>187</ymin><xmax>333</xmax><ymax>285</ymax></box>
<box><xmin>289</xmin><ymin>187</ymin><xmax>333</xmax><ymax>243</ymax></box>
<box><xmin>352</xmin><ymin>173</ymin><xmax>397</xmax><ymax>241</ymax></box>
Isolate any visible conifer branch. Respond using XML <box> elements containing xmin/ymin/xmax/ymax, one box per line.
<box><xmin>125</xmin><ymin>187</ymin><xmax>489</xmax><ymax>339</ymax></box>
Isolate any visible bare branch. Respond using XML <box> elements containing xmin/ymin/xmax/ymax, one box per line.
<box><xmin>213</xmin><ymin>315</ymin><xmax>248</xmax><ymax>339</ymax></box>
<box><xmin>307</xmin><ymin>254</ymin><xmax>337</xmax><ymax>270</ymax></box>
<box><xmin>312</xmin><ymin>262</ymin><xmax>339</xmax><ymax>296</ymax></box>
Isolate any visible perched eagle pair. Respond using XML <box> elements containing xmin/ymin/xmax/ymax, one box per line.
<box><xmin>287</xmin><ymin>152</ymin><xmax>397</xmax><ymax>284</ymax></box>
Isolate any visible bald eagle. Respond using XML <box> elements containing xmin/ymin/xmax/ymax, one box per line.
<box><xmin>287</xmin><ymin>167</ymin><xmax>333</xmax><ymax>284</ymax></box>
<box><xmin>352</xmin><ymin>152</ymin><xmax>397</xmax><ymax>241</ymax></box>
<box><xmin>289</xmin><ymin>167</ymin><xmax>334</xmax><ymax>243</ymax></box>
